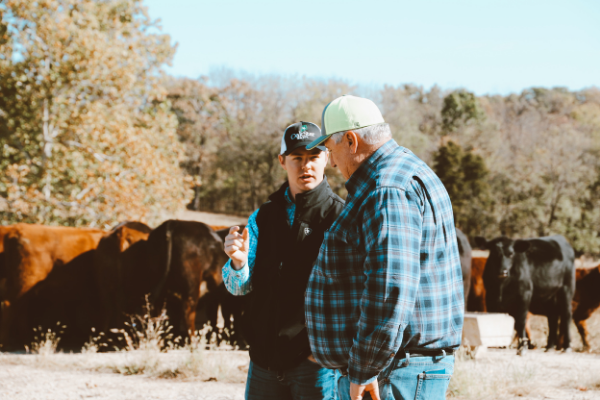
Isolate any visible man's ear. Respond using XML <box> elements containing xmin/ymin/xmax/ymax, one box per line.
<box><xmin>278</xmin><ymin>154</ymin><xmax>286</xmax><ymax>170</ymax></box>
<box><xmin>345</xmin><ymin>131</ymin><xmax>359</xmax><ymax>155</ymax></box>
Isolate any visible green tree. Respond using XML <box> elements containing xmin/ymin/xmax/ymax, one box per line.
<box><xmin>433</xmin><ymin>141</ymin><xmax>492</xmax><ymax>239</ymax></box>
<box><xmin>0</xmin><ymin>0</ymin><xmax>188</xmax><ymax>227</ymax></box>
<box><xmin>441</xmin><ymin>90</ymin><xmax>483</xmax><ymax>134</ymax></box>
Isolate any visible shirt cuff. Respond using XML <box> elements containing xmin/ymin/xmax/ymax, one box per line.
<box><xmin>224</xmin><ymin>259</ymin><xmax>249</xmax><ymax>278</ymax></box>
<box><xmin>348</xmin><ymin>366</ymin><xmax>380</xmax><ymax>386</ymax></box>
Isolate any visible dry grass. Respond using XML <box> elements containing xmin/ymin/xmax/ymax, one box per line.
<box><xmin>25</xmin><ymin>324</ymin><xmax>63</xmax><ymax>356</ymax></box>
<box><xmin>448</xmin><ymin>349</ymin><xmax>537</xmax><ymax>399</ymax></box>
<box><xmin>3</xmin><ymin>297</ymin><xmax>599</xmax><ymax>399</ymax></box>
<box><xmin>448</xmin><ymin>348</ymin><xmax>600</xmax><ymax>399</ymax></box>
<box><xmin>6</xmin><ymin>298</ymin><xmax>247</xmax><ymax>384</ymax></box>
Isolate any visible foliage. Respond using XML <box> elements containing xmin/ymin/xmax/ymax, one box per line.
<box><xmin>441</xmin><ymin>90</ymin><xmax>483</xmax><ymax>134</ymax></box>
<box><xmin>433</xmin><ymin>141</ymin><xmax>492</xmax><ymax>239</ymax></box>
<box><xmin>170</xmin><ymin>77</ymin><xmax>600</xmax><ymax>254</ymax></box>
<box><xmin>0</xmin><ymin>0</ymin><xmax>189</xmax><ymax>228</ymax></box>
<box><xmin>168</xmin><ymin>74</ymin><xmax>353</xmax><ymax>213</ymax></box>
<box><xmin>1</xmin><ymin>2</ymin><xmax>600</xmax><ymax>254</ymax></box>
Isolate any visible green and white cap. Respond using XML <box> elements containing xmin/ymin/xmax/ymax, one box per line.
<box><xmin>306</xmin><ymin>95</ymin><xmax>385</xmax><ymax>150</ymax></box>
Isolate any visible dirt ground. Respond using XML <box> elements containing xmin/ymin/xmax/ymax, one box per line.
<box><xmin>0</xmin><ymin>351</ymin><xmax>248</xmax><ymax>400</ymax></box>
<box><xmin>0</xmin><ymin>346</ymin><xmax>599</xmax><ymax>400</ymax></box>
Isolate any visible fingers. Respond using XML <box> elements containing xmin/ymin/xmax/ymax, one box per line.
<box><xmin>366</xmin><ymin>381</ymin><xmax>381</xmax><ymax>400</ymax></box>
<box><xmin>224</xmin><ymin>226</ymin><xmax>249</xmax><ymax>267</ymax></box>
<box><xmin>242</xmin><ymin>228</ymin><xmax>250</xmax><ymax>250</ymax></box>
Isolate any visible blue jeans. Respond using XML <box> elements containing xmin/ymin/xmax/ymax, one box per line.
<box><xmin>245</xmin><ymin>359</ymin><xmax>340</xmax><ymax>400</ymax></box>
<box><xmin>338</xmin><ymin>355</ymin><xmax>454</xmax><ymax>400</ymax></box>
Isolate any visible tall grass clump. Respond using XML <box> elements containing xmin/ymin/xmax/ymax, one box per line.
<box><xmin>26</xmin><ymin>323</ymin><xmax>64</xmax><ymax>356</ymax></box>
<box><xmin>108</xmin><ymin>297</ymin><xmax>176</xmax><ymax>375</ymax></box>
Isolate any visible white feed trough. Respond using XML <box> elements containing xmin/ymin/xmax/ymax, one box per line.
<box><xmin>462</xmin><ymin>312</ymin><xmax>515</xmax><ymax>358</ymax></box>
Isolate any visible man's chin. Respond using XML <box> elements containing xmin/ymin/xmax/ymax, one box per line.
<box><xmin>297</xmin><ymin>179</ymin><xmax>318</xmax><ymax>191</ymax></box>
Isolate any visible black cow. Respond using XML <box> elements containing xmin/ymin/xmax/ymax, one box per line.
<box><xmin>456</xmin><ymin>228</ymin><xmax>472</xmax><ymax>305</ymax></box>
<box><xmin>475</xmin><ymin>235</ymin><xmax>575</xmax><ymax>355</ymax></box>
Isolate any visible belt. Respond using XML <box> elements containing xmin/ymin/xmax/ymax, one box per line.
<box><xmin>337</xmin><ymin>348</ymin><xmax>455</xmax><ymax>377</ymax></box>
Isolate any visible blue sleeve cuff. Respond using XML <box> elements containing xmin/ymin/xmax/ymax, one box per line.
<box><xmin>222</xmin><ymin>258</ymin><xmax>251</xmax><ymax>296</ymax></box>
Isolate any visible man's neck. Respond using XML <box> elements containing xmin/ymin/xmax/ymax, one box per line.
<box><xmin>348</xmin><ymin>138</ymin><xmax>390</xmax><ymax>178</ymax></box>
<box><xmin>288</xmin><ymin>179</ymin><xmax>324</xmax><ymax>201</ymax></box>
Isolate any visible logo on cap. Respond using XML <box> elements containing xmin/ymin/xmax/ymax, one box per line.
<box><xmin>291</xmin><ymin>125</ymin><xmax>314</xmax><ymax>140</ymax></box>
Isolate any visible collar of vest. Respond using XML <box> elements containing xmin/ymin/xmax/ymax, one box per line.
<box><xmin>268</xmin><ymin>176</ymin><xmax>333</xmax><ymax>210</ymax></box>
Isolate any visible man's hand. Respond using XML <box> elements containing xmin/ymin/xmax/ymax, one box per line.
<box><xmin>224</xmin><ymin>226</ymin><xmax>250</xmax><ymax>270</ymax></box>
<box><xmin>350</xmin><ymin>381</ymin><xmax>381</xmax><ymax>400</ymax></box>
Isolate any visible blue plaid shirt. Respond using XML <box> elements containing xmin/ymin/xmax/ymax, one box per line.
<box><xmin>305</xmin><ymin>139</ymin><xmax>464</xmax><ymax>385</ymax></box>
<box><xmin>222</xmin><ymin>188</ymin><xmax>296</xmax><ymax>296</ymax></box>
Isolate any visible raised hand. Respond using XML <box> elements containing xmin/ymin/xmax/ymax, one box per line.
<box><xmin>224</xmin><ymin>226</ymin><xmax>250</xmax><ymax>270</ymax></box>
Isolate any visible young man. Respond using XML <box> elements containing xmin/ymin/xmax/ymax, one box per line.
<box><xmin>305</xmin><ymin>95</ymin><xmax>464</xmax><ymax>400</ymax></box>
<box><xmin>223</xmin><ymin>121</ymin><xmax>344</xmax><ymax>400</ymax></box>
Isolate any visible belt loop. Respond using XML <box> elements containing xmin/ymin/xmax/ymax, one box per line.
<box><xmin>441</xmin><ymin>349</ymin><xmax>446</xmax><ymax>359</ymax></box>
<box><xmin>402</xmin><ymin>350</ymin><xmax>410</xmax><ymax>367</ymax></box>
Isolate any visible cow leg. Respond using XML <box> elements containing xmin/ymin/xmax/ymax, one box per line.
<box><xmin>184</xmin><ymin>297</ymin><xmax>197</xmax><ymax>338</ymax></box>
<box><xmin>574</xmin><ymin>319</ymin><xmax>590</xmax><ymax>351</ymax></box>
<box><xmin>515</xmin><ymin>312</ymin><xmax>529</xmax><ymax>356</ymax></box>
<box><xmin>573</xmin><ymin>302</ymin><xmax>591</xmax><ymax>351</ymax></box>
<box><xmin>545</xmin><ymin>311</ymin><xmax>559</xmax><ymax>351</ymax></box>
<box><xmin>514</xmin><ymin>296</ymin><xmax>531</xmax><ymax>356</ymax></box>
<box><xmin>0</xmin><ymin>301</ymin><xmax>10</xmax><ymax>348</ymax></box>
<box><xmin>524</xmin><ymin>313</ymin><xmax>537</xmax><ymax>349</ymax></box>
<box><xmin>557</xmin><ymin>288</ymin><xmax>573</xmax><ymax>352</ymax></box>
<box><xmin>203</xmin><ymin>292</ymin><xmax>219</xmax><ymax>345</ymax></box>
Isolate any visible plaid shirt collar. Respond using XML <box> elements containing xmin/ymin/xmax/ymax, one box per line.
<box><xmin>345</xmin><ymin>139</ymin><xmax>400</xmax><ymax>196</ymax></box>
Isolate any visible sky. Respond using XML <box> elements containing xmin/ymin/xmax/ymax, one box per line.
<box><xmin>145</xmin><ymin>0</ymin><xmax>600</xmax><ymax>96</ymax></box>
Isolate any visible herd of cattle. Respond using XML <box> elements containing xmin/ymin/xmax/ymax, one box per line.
<box><xmin>0</xmin><ymin>221</ymin><xmax>229</xmax><ymax>351</ymax></box>
<box><xmin>0</xmin><ymin>222</ymin><xmax>599</xmax><ymax>355</ymax></box>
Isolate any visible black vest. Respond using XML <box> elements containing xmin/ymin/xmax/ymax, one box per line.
<box><xmin>242</xmin><ymin>177</ymin><xmax>344</xmax><ymax>370</ymax></box>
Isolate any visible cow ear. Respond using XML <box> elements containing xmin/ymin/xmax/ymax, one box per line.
<box><xmin>514</xmin><ymin>240</ymin><xmax>530</xmax><ymax>253</ymax></box>
<box><xmin>474</xmin><ymin>236</ymin><xmax>488</xmax><ymax>249</ymax></box>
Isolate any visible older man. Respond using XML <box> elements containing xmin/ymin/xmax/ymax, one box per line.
<box><xmin>305</xmin><ymin>95</ymin><xmax>464</xmax><ymax>400</ymax></box>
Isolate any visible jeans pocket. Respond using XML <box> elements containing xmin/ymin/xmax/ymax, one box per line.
<box><xmin>414</xmin><ymin>372</ymin><xmax>452</xmax><ymax>400</ymax></box>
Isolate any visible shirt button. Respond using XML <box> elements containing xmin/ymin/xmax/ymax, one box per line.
<box><xmin>389</xmin><ymin>353</ymin><xmax>395</xmax><ymax>358</ymax></box>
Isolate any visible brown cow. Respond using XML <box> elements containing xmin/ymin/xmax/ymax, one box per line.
<box><xmin>0</xmin><ymin>223</ymin><xmax>104</xmax><ymax>348</ymax></box>
<box><xmin>467</xmin><ymin>256</ymin><xmax>487</xmax><ymax>312</ymax></box>
<box><xmin>0</xmin><ymin>225</ymin><xmax>15</xmax><ymax>329</ymax></box>
<box><xmin>11</xmin><ymin>222</ymin><xmax>151</xmax><ymax>351</ymax></box>
<box><xmin>572</xmin><ymin>265</ymin><xmax>600</xmax><ymax>351</ymax></box>
<box><xmin>0</xmin><ymin>225</ymin><xmax>14</xmax><ymax>298</ymax></box>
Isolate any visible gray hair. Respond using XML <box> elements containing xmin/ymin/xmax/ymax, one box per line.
<box><xmin>331</xmin><ymin>123</ymin><xmax>392</xmax><ymax>145</ymax></box>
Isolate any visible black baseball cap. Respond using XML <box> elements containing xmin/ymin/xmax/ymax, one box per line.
<box><xmin>280</xmin><ymin>121</ymin><xmax>327</xmax><ymax>155</ymax></box>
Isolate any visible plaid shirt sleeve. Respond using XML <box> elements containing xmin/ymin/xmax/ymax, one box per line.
<box><xmin>348</xmin><ymin>186</ymin><xmax>423</xmax><ymax>385</ymax></box>
<box><xmin>222</xmin><ymin>209</ymin><xmax>259</xmax><ymax>296</ymax></box>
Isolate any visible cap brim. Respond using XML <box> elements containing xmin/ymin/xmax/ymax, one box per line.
<box><xmin>283</xmin><ymin>143</ymin><xmax>327</xmax><ymax>155</ymax></box>
<box><xmin>306</xmin><ymin>134</ymin><xmax>332</xmax><ymax>151</ymax></box>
